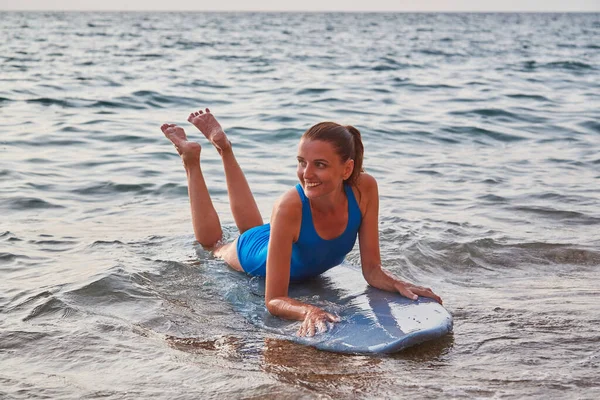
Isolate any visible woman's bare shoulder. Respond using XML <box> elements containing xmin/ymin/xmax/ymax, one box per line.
<box><xmin>272</xmin><ymin>187</ymin><xmax>303</xmax><ymax>220</ymax></box>
<box><xmin>356</xmin><ymin>172</ymin><xmax>378</xmax><ymax>191</ymax></box>
<box><xmin>270</xmin><ymin>187</ymin><xmax>303</xmax><ymax>241</ymax></box>
<box><xmin>352</xmin><ymin>173</ymin><xmax>379</xmax><ymax>215</ymax></box>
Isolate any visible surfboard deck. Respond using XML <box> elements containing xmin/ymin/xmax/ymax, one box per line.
<box><xmin>223</xmin><ymin>264</ymin><xmax>453</xmax><ymax>354</ymax></box>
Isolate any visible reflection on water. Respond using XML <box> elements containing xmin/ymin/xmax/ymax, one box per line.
<box><xmin>262</xmin><ymin>338</ymin><xmax>382</xmax><ymax>397</ymax></box>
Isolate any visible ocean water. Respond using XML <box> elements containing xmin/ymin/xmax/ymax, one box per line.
<box><xmin>1</xmin><ymin>11</ymin><xmax>599</xmax><ymax>399</ymax></box>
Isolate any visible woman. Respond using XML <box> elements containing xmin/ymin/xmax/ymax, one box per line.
<box><xmin>161</xmin><ymin>108</ymin><xmax>442</xmax><ymax>337</ymax></box>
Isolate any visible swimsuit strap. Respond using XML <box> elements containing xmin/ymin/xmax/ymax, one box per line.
<box><xmin>295</xmin><ymin>184</ymin><xmax>313</xmax><ymax>241</ymax></box>
<box><xmin>295</xmin><ymin>183</ymin><xmax>308</xmax><ymax>203</ymax></box>
<box><xmin>344</xmin><ymin>183</ymin><xmax>362</xmax><ymax>227</ymax></box>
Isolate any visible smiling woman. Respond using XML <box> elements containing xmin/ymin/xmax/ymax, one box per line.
<box><xmin>161</xmin><ymin>108</ymin><xmax>442</xmax><ymax>337</ymax></box>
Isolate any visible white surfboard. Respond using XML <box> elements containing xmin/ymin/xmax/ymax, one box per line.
<box><xmin>223</xmin><ymin>264</ymin><xmax>453</xmax><ymax>354</ymax></box>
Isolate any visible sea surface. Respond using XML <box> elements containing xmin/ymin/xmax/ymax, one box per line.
<box><xmin>1</xmin><ymin>11</ymin><xmax>599</xmax><ymax>399</ymax></box>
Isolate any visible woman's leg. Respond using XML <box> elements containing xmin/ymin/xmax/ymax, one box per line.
<box><xmin>161</xmin><ymin>123</ymin><xmax>223</xmax><ymax>248</ymax></box>
<box><xmin>188</xmin><ymin>109</ymin><xmax>263</xmax><ymax>233</ymax></box>
<box><xmin>213</xmin><ymin>239</ymin><xmax>243</xmax><ymax>272</ymax></box>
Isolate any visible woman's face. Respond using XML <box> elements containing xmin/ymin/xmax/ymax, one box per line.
<box><xmin>296</xmin><ymin>139</ymin><xmax>354</xmax><ymax>199</ymax></box>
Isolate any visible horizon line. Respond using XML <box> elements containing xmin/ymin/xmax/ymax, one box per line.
<box><xmin>1</xmin><ymin>9</ymin><xmax>598</xmax><ymax>13</ymax></box>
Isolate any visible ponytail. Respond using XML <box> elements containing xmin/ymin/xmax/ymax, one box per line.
<box><xmin>344</xmin><ymin>125</ymin><xmax>364</xmax><ymax>187</ymax></box>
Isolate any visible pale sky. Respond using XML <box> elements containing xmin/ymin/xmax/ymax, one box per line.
<box><xmin>1</xmin><ymin>0</ymin><xmax>599</xmax><ymax>12</ymax></box>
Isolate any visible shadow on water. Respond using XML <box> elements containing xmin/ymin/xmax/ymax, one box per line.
<box><xmin>164</xmin><ymin>330</ymin><xmax>454</xmax><ymax>398</ymax></box>
<box><xmin>261</xmin><ymin>338</ymin><xmax>382</xmax><ymax>397</ymax></box>
<box><xmin>389</xmin><ymin>332</ymin><xmax>455</xmax><ymax>361</ymax></box>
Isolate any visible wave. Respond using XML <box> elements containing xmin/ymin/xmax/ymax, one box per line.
<box><xmin>545</xmin><ymin>61</ymin><xmax>594</xmax><ymax>71</ymax></box>
<box><xmin>477</xmin><ymin>194</ymin><xmax>508</xmax><ymax>203</ymax></box>
<box><xmin>448</xmin><ymin>107</ymin><xmax>549</xmax><ymax>124</ymax></box>
<box><xmin>27</xmin><ymin>239</ymin><xmax>79</xmax><ymax>253</ymax></box>
<box><xmin>578</xmin><ymin>120</ymin><xmax>600</xmax><ymax>134</ymax></box>
<box><xmin>86</xmin><ymin>100</ymin><xmax>146</xmax><ymax>110</ymax></box>
<box><xmin>0</xmin><ymin>252</ymin><xmax>31</xmax><ymax>263</ymax></box>
<box><xmin>391</xmin><ymin>236</ymin><xmax>600</xmax><ymax>278</ymax></box>
<box><xmin>22</xmin><ymin>296</ymin><xmax>77</xmax><ymax>321</ymax></box>
<box><xmin>449</xmin><ymin>108</ymin><xmax>519</xmax><ymax>119</ymax></box>
<box><xmin>25</xmin><ymin>97</ymin><xmax>79</xmax><ymax>107</ymax></box>
<box><xmin>71</xmin><ymin>182</ymin><xmax>155</xmax><ymax>196</ymax></box>
<box><xmin>66</xmin><ymin>268</ymin><xmax>155</xmax><ymax>303</ymax></box>
<box><xmin>513</xmin><ymin>60</ymin><xmax>595</xmax><ymax>72</ymax></box>
<box><xmin>417</xmin><ymin>49</ymin><xmax>465</xmax><ymax>57</ymax></box>
<box><xmin>0</xmin><ymin>330</ymin><xmax>51</xmax><ymax>349</ymax></box>
<box><xmin>295</xmin><ymin>88</ymin><xmax>332</xmax><ymax>95</ymax></box>
<box><xmin>441</xmin><ymin>125</ymin><xmax>526</xmax><ymax>143</ymax></box>
<box><xmin>391</xmin><ymin>81</ymin><xmax>459</xmax><ymax>91</ymax></box>
<box><xmin>172</xmin><ymin>39</ymin><xmax>215</xmax><ymax>50</ymax></box>
<box><xmin>2</xmin><ymin>196</ymin><xmax>64</xmax><ymax>210</ymax></box>
<box><xmin>505</xmin><ymin>93</ymin><xmax>551</xmax><ymax>102</ymax></box>
<box><xmin>65</xmin><ymin>180</ymin><xmax>190</xmax><ymax>199</ymax></box>
<box><xmin>509</xmin><ymin>206</ymin><xmax>600</xmax><ymax>224</ymax></box>
<box><xmin>22</xmin><ymin>92</ymin><xmax>203</xmax><ymax>110</ymax></box>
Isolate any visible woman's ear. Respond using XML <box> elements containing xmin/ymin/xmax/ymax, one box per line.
<box><xmin>344</xmin><ymin>159</ymin><xmax>355</xmax><ymax>180</ymax></box>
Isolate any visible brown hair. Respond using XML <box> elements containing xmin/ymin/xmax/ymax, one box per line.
<box><xmin>301</xmin><ymin>122</ymin><xmax>364</xmax><ymax>186</ymax></box>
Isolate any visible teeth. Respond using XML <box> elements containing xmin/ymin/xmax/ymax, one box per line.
<box><xmin>306</xmin><ymin>182</ymin><xmax>321</xmax><ymax>187</ymax></box>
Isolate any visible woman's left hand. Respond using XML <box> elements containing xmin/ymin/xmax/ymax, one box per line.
<box><xmin>297</xmin><ymin>306</ymin><xmax>340</xmax><ymax>337</ymax></box>
<box><xmin>394</xmin><ymin>280</ymin><xmax>443</xmax><ymax>304</ymax></box>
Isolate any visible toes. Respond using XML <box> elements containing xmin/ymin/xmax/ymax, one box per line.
<box><xmin>187</xmin><ymin>113</ymin><xmax>194</xmax><ymax>122</ymax></box>
<box><xmin>161</xmin><ymin>124</ymin><xmax>175</xmax><ymax>132</ymax></box>
<box><xmin>198</xmin><ymin>110</ymin><xmax>204</xmax><ymax>114</ymax></box>
<box><xmin>205</xmin><ymin>108</ymin><xmax>210</xmax><ymax>113</ymax></box>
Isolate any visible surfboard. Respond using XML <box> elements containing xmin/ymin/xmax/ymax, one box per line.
<box><xmin>222</xmin><ymin>263</ymin><xmax>453</xmax><ymax>354</ymax></box>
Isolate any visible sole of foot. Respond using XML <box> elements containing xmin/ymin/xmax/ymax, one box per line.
<box><xmin>187</xmin><ymin>108</ymin><xmax>231</xmax><ymax>154</ymax></box>
<box><xmin>161</xmin><ymin>123</ymin><xmax>201</xmax><ymax>164</ymax></box>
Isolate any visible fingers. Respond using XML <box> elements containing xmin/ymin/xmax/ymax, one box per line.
<box><xmin>413</xmin><ymin>286</ymin><xmax>443</xmax><ymax>304</ymax></box>
<box><xmin>326</xmin><ymin>312</ymin><xmax>341</xmax><ymax>323</ymax></box>
<box><xmin>297</xmin><ymin>318</ymin><xmax>315</xmax><ymax>337</ymax></box>
<box><xmin>397</xmin><ymin>285</ymin><xmax>418</xmax><ymax>301</ymax></box>
<box><xmin>307</xmin><ymin>321</ymin><xmax>315</xmax><ymax>337</ymax></box>
<box><xmin>297</xmin><ymin>320</ymin><xmax>306</xmax><ymax>337</ymax></box>
<box><xmin>297</xmin><ymin>311</ymin><xmax>340</xmax><ymax>337</ymax></box>
<box><xmin>396</xmin><ymin>281</ymin><xmax>444</xmax><ymax>304</ymax></box>
<box><xmin>315</xmin><ymin>319</ymin><xmax>328</xmax><ymax>334</ymax></box>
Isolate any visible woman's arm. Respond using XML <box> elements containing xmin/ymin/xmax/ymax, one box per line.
<box><xmin>357</xmin><ymin>174</ymin><xmax>442</xmax><ymax>304</ymax></box>
<box><xmin>264</xmin><ymin>190</ymin><xmax>340</xmax><ymax>336</ymax></box>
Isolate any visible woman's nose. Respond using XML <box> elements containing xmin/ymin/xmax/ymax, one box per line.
<box><xmin>303</xmin><ymin>164</ymin><xmax>315</xmax><ymax>178</ymax></box>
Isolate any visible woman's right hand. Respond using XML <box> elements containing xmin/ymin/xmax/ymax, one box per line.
<box><xmin>297</xmin><ymin>306</ymin><xmax>341</xmax><ymax>337</ymax></box>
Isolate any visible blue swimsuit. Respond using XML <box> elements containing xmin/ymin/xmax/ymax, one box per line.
<box><xmin>236</xmin><ymin>183</ymin><xmax>362</xmax><ymax>281</ymax></box>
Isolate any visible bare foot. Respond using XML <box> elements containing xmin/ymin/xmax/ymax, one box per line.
<box><xmin>187</xmin><ymin>108</ymin><xmax>231</xmax><ymax>154</ymax></box>
<box><xmin>161</xmin><ymin>123</ymin><xmax>201</xmax><ymax>165</ymax></box>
